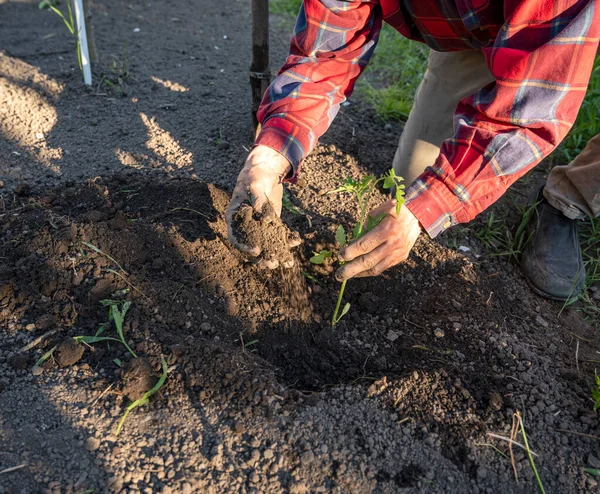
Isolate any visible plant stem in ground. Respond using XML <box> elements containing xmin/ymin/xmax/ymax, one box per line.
<box><xmin>332</xmin><ymin>279</ymin><xmax>347</xmax><ymax>327</ymax></box>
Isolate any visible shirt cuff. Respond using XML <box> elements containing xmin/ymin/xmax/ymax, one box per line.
<box><xmin>254</xmin><ymin>117</ymin><xmax>312</xmax><ymax>182</ymax></box>
<box><xmin>404</xmin><ymin>168</ymin><xmax>470</xmax><ymax>238</ymax></box>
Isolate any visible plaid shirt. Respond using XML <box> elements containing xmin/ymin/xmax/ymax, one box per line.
<box><xmin>255</xmin><ymin>0</ymin><xmax>600</xmax><ymax>237</ymax></box>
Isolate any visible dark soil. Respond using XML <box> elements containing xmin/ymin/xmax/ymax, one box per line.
<box><xmin>1</xmin><ymin>1</ymin><xmax>600</xmax><ymax>493</ymax></box>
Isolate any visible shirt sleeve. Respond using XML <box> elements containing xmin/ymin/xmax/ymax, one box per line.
<box><xmin>405</xmin><ymin>0</ymin><xmax>600</xmax><ymax>238</ymax></box>
<box><xmin>255</xmin><ymin>0</ymin><xmax>382</xmax><ymax>176</ymax></box>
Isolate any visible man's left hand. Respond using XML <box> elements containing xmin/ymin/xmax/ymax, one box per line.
<box><xmin>335</xmin><ymin>200</ymin><xmax>421</xmax><ymax>281</ymax></box>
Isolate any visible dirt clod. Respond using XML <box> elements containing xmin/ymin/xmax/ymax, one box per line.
<box><xmin>231</xmin><ymin>202</ymin><xmax>296</xmax><ymax>266</ymax></box>
<box><xmin>121</xmin><ymin>358</ymin><xmax>157</xmax><ymax>401</ymax></box>
<box><xmin>55</xmin><ymin>338</ymin><xmax>85</xmax><ymax>368</ymax></box>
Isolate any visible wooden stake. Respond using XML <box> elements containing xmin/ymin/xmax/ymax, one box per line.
<box><xmin>250</xmin><ymin>0</ymin><xmax>270</xmax><ymax>129</ymax></box>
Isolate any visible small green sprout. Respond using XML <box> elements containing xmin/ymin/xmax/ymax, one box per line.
<box><xmin>39</xmin><ymin>0</ymin><xmax>82</xmax><ymax>70</ymax></box>
<box><xmin>310</xmin><ymin>169</ymin><xmax>405</xmax><ymax>326</ymax></box>
<box><xmin>592</xmin><ymin>370</ymin><xmax>600</xmax><ymax>412</ymax></box>
<box><xmin>115</xmin><ymin>356</ymin><xmax>168</xmax><ymax>435</ymax></box>
<box><xmin>75</xmin><ymin>300</ymin><xmax>137</xmax><ymax>358</ymax></box>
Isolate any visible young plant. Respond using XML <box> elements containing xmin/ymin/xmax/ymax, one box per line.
<box><xmin>39</xmin><ymin>0</ymin><xmax>82</xmax><ymax>70</ymax></box>
<box><xmin>75</xmin><ymin>300</ymin><xmax>137</xmax><ymax>358</ymax></box>
<box><xmin>115</xmin><ymin>356</ymin><xmax>168</xmax><ymax>435</ymax></box>
<box><xmin>310</xmin><ymin>169</ymin><xmax>405</xmax><ymax>327</ymax></box>
<box><xmin>592</xmin><ymin>371</ymin><xmax>600</xmax><ymax>412</ymax></box>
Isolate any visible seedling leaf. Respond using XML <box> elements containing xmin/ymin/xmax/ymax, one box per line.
<box><xmin>116</xmin><ymin>356</ymin><xmax>168</xmax><ymax>435</ymax></box>
<box><xmin>592</xmin><ymin>371</ymin><xmax>600</xmax><ymax>412</ymax></box>
<box><xmin>353</xmin><ymin>222</ymin><xmax>363</xmax><ymax>240</ymax></box>
<box><xmin>366</xmin><ymin>213</ymin><xmax>386</xmax><ymax>233</ymax></box>
<box><xmin>310</xmin><ymin>250</ymin><xmax>332</xmax><ymax>264</ymax></box>
<box><xmin>34</xmin><ymin>345</ymin><xmax>57</xmax><ymax>368</ymax></box>
<box><xmin>339</xmin><ymin>303</ymin><xmax>351</xmax><ymax>319</ymax></box>
<box><xmin>335</xmin><ymin>225</ymin><xmax>347</xmax><ymax>247</ymax></box>
<box><xmin>584</xmin><ymin>468</ymin><xmax>600</xmax><ymax>477</ymax></box>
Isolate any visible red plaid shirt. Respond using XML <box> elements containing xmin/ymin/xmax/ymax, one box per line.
<box><xmin>255</xmin><ymin>0</ymin><xmax>600</xmax><ymax>237</ymax></box>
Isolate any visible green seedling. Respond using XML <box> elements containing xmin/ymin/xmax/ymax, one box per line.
<box><xmin>282</xmin><ymin>189</ymin><xmax>313</xmax><ymax>227</ymax></box>
<box><xmin>516</xmin><ymin>412</ymin><xmax>546</xmax><ymax>494</ymax></box>
<box><xmin>115</xmin><ymin>356</ymin><xmax>168</xmax><ymax>435</ymax></box>
<box><xmin>39</xmin><ymin>0</ymin><xmax>82</xmax><ymax>70</ymax></box>
<box><xmin>32</xmin><ymin>345</ymin><xmax>57</xmax><ymax>373</ymax></box>
<box><xmin>310</xmin><ymin>169</ymin><xmax>405</xmax><ymax>326</ymax></box>
<box><xmin>592</xmin><ymin>371</ymin><xmax>600</xmax><ymax>412</ymax></box>
<box><xmin>75</xmin><ymin>300</ymin><xmax>137</xmax><ymax>358</ymax></box>
<box><xmin>103</xmin><ymin>43</ymin><xmax>129</xmax><ymax>96</ymax></box>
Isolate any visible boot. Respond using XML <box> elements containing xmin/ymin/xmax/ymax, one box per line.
<box><xmin>521</xmin><ymin>190</ymin><xmax>585</xmax><ymax>301</ymax></box>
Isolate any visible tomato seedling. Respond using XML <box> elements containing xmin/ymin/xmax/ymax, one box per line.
<box><xmin>310</xmin><ymin>169</ymin><xmax>405</xmax><ymax>327</ymax></box>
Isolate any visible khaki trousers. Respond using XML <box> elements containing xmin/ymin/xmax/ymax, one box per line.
<box><xmin>393</xmin><ymin>49</ymin><xmax>600</xmax><ymax>220</ymax></box>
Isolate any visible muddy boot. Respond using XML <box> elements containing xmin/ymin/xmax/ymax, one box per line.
<box><xmin>521</xmin><ymin>190</ymin><xmax>585</xmax><ymax>301</ymax></box>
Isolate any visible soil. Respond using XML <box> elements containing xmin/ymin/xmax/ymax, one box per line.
<box><xmin>1</xmin><ymin>1</ymin><xmax>600</xmax><ymax>494</ymax></box>
<box><xmin>121</xmin><ymin>358</ymin><xmax>158</xmax><ymax>402</ymax></box>
<box><xmin>231</xmin><ymin>202</ymin><xmax>297</xmax><ymax>267</ymax></box>
<box><xmin>55</xmin><ymin>338</ymin><xmax>85</xmax><ymax>368</ymax></box>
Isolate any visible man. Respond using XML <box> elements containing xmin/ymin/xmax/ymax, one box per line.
<box><xmin>226</xmin><ymin>0</ymin><xmax>600</xmax><ymax>301</ymax></box>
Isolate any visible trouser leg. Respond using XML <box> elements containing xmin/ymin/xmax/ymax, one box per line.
<box><xmin>544</xmin><ymin>133</ymin><xmax>600</xmax><ymax>220</ymax></box>
<box><xmin>392</xmin><ymin>49</ymin><xmax>495</xmax><ymax>185</ymax></box>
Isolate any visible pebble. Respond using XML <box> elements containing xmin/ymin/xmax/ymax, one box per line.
<box><xmin>300</xmin><ymin>450</ymin><xmax>315</xmax><ymax>465</ymax></box>
<box><xmin>85</xmin><ymin>437</ymin><xmax>101</xmax><ymax>452</ymax></box>
<box><xmin>386</xmin><ymin>330</ymin><xmax>399</xmax><ymax>342</ymax></box>
<box><xmin>535</xmin><ymin>315</ymin><xmax>549</xmax><ymax>328</ymax></box>
<box><xmin>200</xmin><ymin>322</ymin><xmax>211</xmax><ymax>332</ymax></box>
<box><xmin>434</xmin><ymin>329</ymin><xmax>445</xmax><ymax>338</ymax></box>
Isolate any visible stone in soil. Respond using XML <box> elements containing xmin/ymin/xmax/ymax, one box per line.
<box><xmin>55</xmin><ymin>338</ymin><xmax>85</xmax><ymax>367</ymax></box>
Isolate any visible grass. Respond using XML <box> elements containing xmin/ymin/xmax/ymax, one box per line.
<box><xmin>116</xmin><ymin>356</ymin><xmax>168</xmax><ymax>435</ymax></box>
<box><xmin>75</xmin><ymin>300</ymin><xmax>137</xmax><ymax>358</ymax></box>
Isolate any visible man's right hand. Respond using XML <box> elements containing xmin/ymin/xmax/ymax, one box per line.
<box><xmin>226</xmin><ymin>145</ymin><xmax>299</xmax><ymax>268</ymax></box>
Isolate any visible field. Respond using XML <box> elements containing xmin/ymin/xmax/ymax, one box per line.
<box><xmin>1</xmin><ymin>1</ymin><xmax>600</xmax><ymax>493</ymax></box>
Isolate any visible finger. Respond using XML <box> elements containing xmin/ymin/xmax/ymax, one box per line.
<box><xmin>353</xmin><ymin>254</ymin><xmax>396</xmax><ymax>278</ymax></box>
<box><xmin>338</xmin><ymin>221</ymin><xmax>389</xmax><ymax>262</ymax></box>
<box><xmin>335</xmin><ymin>243</ymin><xmax>389</xmax><ymax>281</ymax></box>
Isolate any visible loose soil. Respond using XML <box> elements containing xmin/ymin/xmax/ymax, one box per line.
<box><xmin>231</xmin><ymin>202</ymin><xmax>297</xmax><ymax>267</ymax></box>
<box><xmin>1</xmin><ymin>1</ymin><xmax>600</xmax><ymax>493</ymax></box>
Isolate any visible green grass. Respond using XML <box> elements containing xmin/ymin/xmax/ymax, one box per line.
<box><xmin>557</xmin><ymin>58</ymin><xmax>600</xmax><ymax>163</ymax></box>
<box><xmin>270</xmin><ymin>0</ymin><xmax>301</xmax><ymax>16</ymax></box>
<box><xmin>359</xmin><ymin>25</ymin><xmax>428</xmax><ymax>121</ymax></box>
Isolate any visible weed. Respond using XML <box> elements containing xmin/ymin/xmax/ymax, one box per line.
<box><xmin>115</xmin><ymin>356</ymin><xmax>168</xmax><ymax>435</ymax></box>
<box><xmin>39</xmin><ymin>0</ymin><xmax>82</xmax><ymax>70</ymax></box>
<box><xmin>516</xmin><ymin>411</ymin><xmax>546</xmax><ymax>494</ymax></box>
<box><xmin>75</xmin><ymin>300</ymin><xmax>137</xmax><ymax>358</ymax></box>
<box><xmin>310</xmin><ymin>169</ymin><xmax>405</xmax><ymax>326</ymax></box>
<box><xmin>282</xmin><ymin>189</ymin><xmax>312</xmax><ymax>227</ymax></box>
<box><xmin>591</xmin><ymin>371</ymin><xmax>600</xmax><ymax>412</ymax></box>
<box><xmin>32</xmin><ymin>345</ymin><xmax>57</xmax><ymax>373</ymax></box>
<box><xmin>103</xmin><ymin>43</ymin><xmax>130</xmax><ymax>96</ymax></box>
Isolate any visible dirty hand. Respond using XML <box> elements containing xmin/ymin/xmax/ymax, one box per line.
<box><xmin>336</xmin><ymin>200</ymin><xmax>421</xmax><ymax>281</ymax></box>
<box><xmin>226</xmin><ymin>145</ymin><xmax>300</xmax><ymax>268</ymax></box>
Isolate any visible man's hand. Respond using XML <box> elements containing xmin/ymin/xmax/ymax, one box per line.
<box><xmin>336</xmin><ymin>200</ymin><xmax>421</xmax><ymax>281</ymax></box>
<box><xmin>226</xmin><ymin>145</ymin><xmax>299</xmax><ymax>268</ymax></box>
